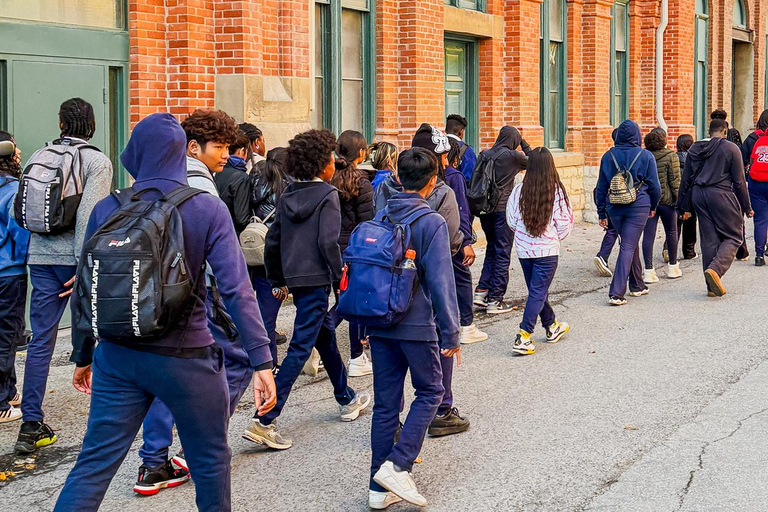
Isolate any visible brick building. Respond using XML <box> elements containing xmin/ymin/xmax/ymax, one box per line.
<box><xmin>1</xmin><ymin>0</ymin><xmax>767</xmax><ymax>217</ymax></box>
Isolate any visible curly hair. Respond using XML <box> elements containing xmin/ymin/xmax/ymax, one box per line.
<box><xmin>0</xmin><ymin>131</ymin><xmax>21</xmax><ymax>178</ymax></box>
<box><xmin>286</xmin><ymin>129</ymin><xmax>337</xmax><ymax>181</ymax></box>
<box><xmin>181</xmin><ymin>109</ymin><xmax>239</xmax><ymax>147</ymax></box>
<box><xmin>519</xmin><ymin>147</ymin><xmax>569</xmax><ymax>238</ymax></box>
<box><xmin>239</xmin><ymin>122</ymin><xmax>263</xmax><ymax>143</ymax></box>
<box><xmin>331</xmin><ymin>130</ymin><xmax>368</xmax><ymax>200</ymax></box>
<box><xmin>59</xmin><ymin>98</ymin><xmax>96</xmax><ymax>140</ymax></box>
<box><xmin>711</xmin><ymin>109</ymin><xmax>728</xmax><ymax>121</ymax></box>
<box><xmin>644</xmin><ymin>130</ymin><xmax>667</xmax><ymax>152</ymax></box>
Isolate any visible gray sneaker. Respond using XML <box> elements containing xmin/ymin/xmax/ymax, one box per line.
<box><xmin>340</xmin><ymin>391</ymin><xmax>372</xmax><ymax>422</ymax></box>
<box><xmin>242</xmin><ymin>420</ymin><xmax>292</xmax><ymax>450</ymax></box>
<box><xmin>486</xmin><ymin>300</ymin><xmax>514</xmax><ymax>314</ymax></box>
<box><xmin>473</xmin><ymin>290</ymin><xmax>489</xmax><ymax>307</ymax></box>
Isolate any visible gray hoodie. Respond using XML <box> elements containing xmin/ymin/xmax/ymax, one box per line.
<box><xmin>28</xmin><ymin>138</ymin><xmax>113</xmax><ymax>266</ymax></box>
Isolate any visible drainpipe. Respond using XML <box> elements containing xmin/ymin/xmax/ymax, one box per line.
<box><xmin>656</xmin><ymin>0</ymin><xmax>669</xmax><ymax>132</ymax></box>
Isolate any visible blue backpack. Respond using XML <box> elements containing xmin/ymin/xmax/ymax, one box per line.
<box><xmin>337</xmin><ymin>207</ymin><xmax>433</xmax><ymax>327</ymax></box>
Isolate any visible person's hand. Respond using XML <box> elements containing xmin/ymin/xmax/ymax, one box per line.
<box><xmin>748</xmin><ymin>210</ymin><xmax>755</xmax><ymax>218</ymax></box>
<box><xmin>649</xmin><ymin>211</ymin><xmax>656</xmax><ymax>218</ymax></box>
<box><xmin>680</xmin><ymin>212</ymin><xmax>692</xmax><ymax>221</ymax></box>
<box><xmin>59</xmin><ymin>276</ymin><xmax>76</xmax><ymax>298</ymax></box>
<box><xmin>599</xmin><ymin>219</ymin><xmax>608</xmax><ymax>229</ymax></box>
<box><xmin>462</xmin><ymin>245</ymin><xmax>476</xmax><ymax>266</ymax></box>
<box><xmin>73</xmin><ymin>365</ymin><xmax>92</xmax><ymax>395</ymax></box>
<box><xmin>253</xmin><ymin>369</ymin><xmax>277</xmax><ymax>416</ymax></box>
<box><xmin>441</xmin><ymin>347</ymin><xmax>460</xmax><ymax>358</ymax></box>
<box><xmin>272</xmin><ymin>286</ymin><xmax>289</xmax><ymax>301</ymax></box>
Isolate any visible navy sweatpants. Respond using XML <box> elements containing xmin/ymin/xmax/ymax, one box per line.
<box><xmin>251</xmin><ymin>271</ymin><xmax>283</xmax><ymax>366</ymax></box>
<box><xmin>597</xmin><ymin>218</ymin><xmax>619</xmax><ymax>262</ymax></box>
<box><xmin>642</xmin><ymin>204</ymin><xmax>679</xmax><ymax>267</ymax></box>
<box><xmin>22</xmin><ymin>264</ymin><xmax>76</xmax><ymax>422</ymax></box>
<box><xmin>693</xmin><ymin>186</ymin><xmax>744</xmax><ymax>277</ymax></box>
<box><xmin>749</xmin><ymin>177</ymin><xmax>768</xmax><ymax>257</ymax></box>
<box><xmin>0</xmin><ymin>274</ymin><xmax>26</xmax><ymax>410</ymax></box>
<box><xmin>54</xmin><ymin>342</ymin><xmax>231</xmax><ymax>512</ymax></box>
<box><xmin>140</xmin><ymin>288</ymin><xmax>253</xmax><ymax>466</ymax></box>
<box><xmin>452</xmin><ymin>251</ymin><xmax>474</xmax><ymax>327</ymax></box>
<box><xmin>606</xmin><ymin>201</ymin><xmax>649</xmax><ymax>299</ymax></box>
<box><xmin>477</xmin><ymin>212</ymin><xmax>513</xmax><ymax>301</ymax></box>
<box><xmin>258</xmin><ymin>286</ymin><xmax>354</xmax><ymax>424</ymax></box>
<box><xmin>519</xmin><ymin>256</ymin><xmax>558</xmax><ymax>333</ymax></box>
<box><xmin>369</xmin><ymin>336</ymin><xmax>443</xmax><ymax>492</ymax></box>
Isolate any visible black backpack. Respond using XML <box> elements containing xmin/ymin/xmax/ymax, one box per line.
<box><xmin>75</xmin><ymin>186</ymin><xmax>204</xmax><ymax>343</ymax></box>
<box><xmin>467</xmin><ymin>150</ymin><xmax>503</xmax><ymax>216</ymax></box>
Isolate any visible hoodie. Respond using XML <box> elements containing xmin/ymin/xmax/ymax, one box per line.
<box><xmin>71</xmin><ymin>113</ymin><xmax>272</xmax><ymax>369</ymax></box>
<box><xmin>371</xmin><ymin>169</ymin><xmax>393</xmax><ymax>191</ymax></box>
<box><xmin>595</xmin><ymin>120</ymin><xmax>661</xmax><ymax>219</ymax></box>
<box><xmin>677</xmin><ymin>137</ymin><xmax>751</xmax><ymax>214</ymax></box>
<box><xmin>447</xmin><ymin>134</ymin><xmax>477</xmax><ymax>183</ymax></box>
<box><xmin>742</xmin><ymin>110</ymin><xmax>768</xmax><ymax>170</ymax></box>
<box><xmin>477</xmin><ymin>126</ymin><xmax>533</xmax><ymax>213</ymax></box>
<box><xmin>366</xmin><ymin>193</ymin><xmax>460</xmax><ymax>348</ymax></box>
<box><xmin>373</xmin><ymin>174</ymin><xmax>463</xmax><ymax>255</ymax></box>
<box><xmin>0</xmin><ymin>175</ymin><xmax>30</xmax><ymax>277</ymax></box>
<box><xmin>186</xmin><ymin>157</ymin><xmax>218</xmax><ymax>196</ymax></box>
<box><xmin>214</xmin><ymin>155</ymin><xmax>252</xmax><ymax>235</ymax></box>
<box><xmin>264</xmin><ymin>180</ymin><xmax>343</xmax><ymax>289</ymax></box>
<box><xmin>444</xmin><ymin>166</ymin><xmax>473</xmax><ymax>248</ymax></box>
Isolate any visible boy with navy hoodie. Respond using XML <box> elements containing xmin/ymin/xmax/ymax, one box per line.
<box><xmin>54</xmin><ymin>114</ymin><xmax>276</xmax><ymax>512</ymax></box>
<box><xmin>0</xmin><ymin>132</ymin><xmax>29</xmax><ymax>424</ymax></box>
<box><xmin>367</xmin><ymin>147</ymin><xmax>460</xmax><ymax>510</ymax></box>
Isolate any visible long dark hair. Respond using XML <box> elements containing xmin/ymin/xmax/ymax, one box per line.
<box><xmin>519</xmin><ymin>147</ymin><xmax>569</xmax><ymax>238</ymax></box>
<box><xmin>0</xmin><ymin>131</ymin><xmax>21</xmax><ymax>178</ymax></box>
<box><xmin>255</xmin><ymin>147</ymin><xmax>289</xmax><ymax>198</ymax></box>
<box><xmin>332</xmin><ymin>130</ymin><xmax>367</xmax><ymax>200</ymax></box>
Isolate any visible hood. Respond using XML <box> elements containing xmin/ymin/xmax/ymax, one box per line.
<box><xmin>381</xmin><ymin>174</ymin><xmax>403</xmax><ymax>195</ymax></box>
<box><xmin>493</xmin><ymin>125</ymin><xmax>522</xmax><ymax>150</ymax></box>
<box><xmin>281</xmin><ymin>182</ymin><xmax>336</xmax><ymax>222</ymax></box>
<box><xmin>688</xmin><ymin>137</ymin><xmax>727</xmax><ymax>162</ymax></box>
<box><xmin>120</xmin><ymin>113</ymin><xmax>187</xmax><ymax>184</ymax></box>
<box><xmin>382</xmin><ymin>192</ymin><xmax>432</xmax><ymax>222</ymax></box>
<box><xmin>614</xmin><ymin>120</ymin><xmax>642</xmax><ymax>148</ymax></box>
<box><xmin>757</xmin><ymin>110</ymin><xmax>768</xmax><ymax>131</ymax></box>
<box><xmin>227</xmin><ymin>155</ymin><xmax>247</xmax><ymax>172</ymax></box>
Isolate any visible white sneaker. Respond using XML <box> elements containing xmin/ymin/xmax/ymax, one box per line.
<box><xmin>9</xmin><ymin>392</ymin><xmax>21</xmax><ymax>407</ymax></box>
<box><xmin>373</xmin><ymin>460</ymin><xmax>428</xmax><ymax>507</ymax></box>
<box><xmin>593</xmin><ymin>256</ymin><xmax>613</xmax><ymax>277</ymax></box>
<box><xmin>643</xmin><ymin>269</ymin><xmax>659</xmax><ymax>284</ymax></box>
<box><xmin>545</xmin><ymin>321</ymin><xmax>570</xmax><ymax>343</ymax></box>
<box><xmin>368</xmin><ymin>489</ymin><xmax>403</xmax><ymax>510</ymax></box>
<box><xmin>349</xmin><ymin>352</ymin><xmax>373</xmax><ymax>377</ymax></box>
<box><xmin>0</xmin><ymin>405</ymin><xmax>21</xmax><ymax>424</ymax></box>
<box><xmin>340</xmin><ymin>391</ymin><xmax>372</xmax><ymax>422</ymax></box>
<box><xmin>609</xmin><ymin>296</ymin><xmax>627</xmax><ymax>306</ymax></box>
<box><xmin>460</xmin><ymin>324</ymin><xmax>488</xmax><ymax>345</ymax></box>
<box><xmin>667</xmin><ymin>262</ymin><xmax>682</xmax><ymax>279</ymax></box>
<box><xmin>302</xmin><ymin>348</ymin><xmax>321</xmax><ymax>377</ymax></box>
<box><xmin>629</xmin><ymin>288</ymin><xmax>649</xmax><ymax>297</ymax></box>
<box><xmin>512</xmin><ymin>332</ymin><xmax>535</xmax><ymax>355</ymax></box>
<box><xmin>473</xmin><ymin>290</ymin><xmax>489</xmax><ymax>307</ymax></box>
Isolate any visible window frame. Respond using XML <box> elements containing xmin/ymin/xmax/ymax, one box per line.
<box><xmin>732</xmin><ymin>0</ymin><xmax>746</xmax><ymax>29</ymax></box>
<box><xmin>444</xmin><ymin>35</ymin><xmax>480</xmax><ymax>150</ymax></box>
<box><xmin>539</xmin><ymin>0</ymin><xmax>568</xmax><ymax>150</ymax></box>
<box><xmin>443</xmin><ymin>0</ymin><xmax>486</xmax><ymax>13</ymax></box>
<box><xmin>694</xmin><ymin>2</ymin><xmax>709</xmax><ymax>141</ymax></box>
<box><xmin>610</xmin><ymin>0</ymin><xmax>629</xmax><ymax>127</ymax></box>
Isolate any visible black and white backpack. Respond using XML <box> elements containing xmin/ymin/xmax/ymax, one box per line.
<box><xmin>75</xmin><ymin>186</ymin><xmax>204</xmax><ymax>343</ymax></box>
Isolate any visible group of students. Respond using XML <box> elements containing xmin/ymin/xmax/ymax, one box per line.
<box><xmin>0</xmin><ymin>98</ymin><xmax>581</xmax><ymax>510</ymax></box>
<box><xmin>593</xmin><ymin>109</ymin><xmax>768</xmax><ymax>305</ymax></box>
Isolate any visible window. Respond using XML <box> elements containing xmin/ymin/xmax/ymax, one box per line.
<box><xmin>444</xmin><ymin>0</ymin><xmax>486</xmax><ymax>12</ymax></box>
<box><xmin>540</xmin><ymin>0</ymin><xmax>567</xmax><ymax>149</ymax></box>
<box><xmin>312</xmin><ymin>0</ymin><xmax>375</xmax><ymax>141</ymax></box>
<box><xmin>0</xmin><ymin>0</ymin><xmax>126</xmax><ymax>30</ymax></box>
<box><xmin>732</xmin><ymin>0</ymin><xmax>746</xmax><ymax>29</ymax></box>
<box><xmin>611</xmin><ymin>1</ymin><xmax>629</xmax><ymax>127</ymax></box>
<box><xmin>694</xmin><ymin>0</ymin><xmax>709</xmax><ymax>140</ymax></box>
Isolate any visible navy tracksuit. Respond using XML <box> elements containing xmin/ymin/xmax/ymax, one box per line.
<box><xmin>477</xmin><ymin>212</ymin><xmax>513</xmax><ymax>301</ymax></box>
<box><xmin>519</xmin><ymin>256</ymin><xmax>558</xmax><ymax>333</ymax></box>
<box><xmin>0</xmin><ymin>275</ymin><xmax>26</xmax><ymax>411</ymax></box>
<box><xmin>597</xmin><ymin>218</ymin><xmax>619</xmax><ymax>262</ymax></box>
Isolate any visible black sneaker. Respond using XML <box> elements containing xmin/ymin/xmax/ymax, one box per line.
<box><xmin>428</xmin><ymin>407</ymin><xmax>470</xmax><ymax>437</ymax></box>
<box><xmin>275</xmin><ymin>329</ymin><xmax>288</xmax><ymax>345</ymax></box>
<box><xmin>15</xmin><ymin>421</ymin><xmax>57</xmax><ymax>453</ymax></box>
<box><xmin>756</xmin><ymin>256</ymin><xmax>765</xmax><ymax>267</ymax></box>
<box><xmin>133</xmin><ymin>461</ymin><xmax>190</xmax><ymax>496</ymax></box>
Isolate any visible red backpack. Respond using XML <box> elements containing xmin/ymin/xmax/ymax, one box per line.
<box><xmin>749</xmin><ymin>130</ymin><xmax>768</xmax><ymax>181</ymax></box>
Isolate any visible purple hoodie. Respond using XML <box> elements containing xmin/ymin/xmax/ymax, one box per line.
<box><xmin>70</xmin><ymin>113</ymin><xmax>271</xmax><ymax>368</ymax></box>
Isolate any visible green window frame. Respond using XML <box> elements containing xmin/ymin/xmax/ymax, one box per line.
<box><xmin>540</xmin><ymin>0</ymin><xmax>567</xmax><ymax>149</ymax></box>
<box><xmin>443</xmin><ymin>0</ymin><xmax>486</xmax><ymax>12</ymax></box>
<box><xmin>313</xmin><ymin>0</ymin><xmax>376</xmax><ymax>142</ymax></box>
<box><xmin>694</xmin><ymin>0</ymin><xmax>709</xmax><ymax>140</ymax></box>
<box><xmin>732</xmin><ymin>0</ymin><xmax>746</xmax><ymax>29</ymax></box>
<box><xmin>444</xmin><ymin>36</ymin><xmax>480</xmax><ymax>150</ymax></box>
<box><xmin>610</xmin><ymin>0</ymin><xmax>629</xmax><ymax>127</ymax></box>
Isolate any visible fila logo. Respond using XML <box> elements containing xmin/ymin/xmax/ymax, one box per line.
<box><xmin>131</xmin><ymin>260</ymin><xmax>141</xmax><ymax>336</ymax></box>
<box><xmin>108</xmin><ymin>237</ymin><xmax>131</xmax><ymax>248</ymax></box>
<box><xmin>365</xmin><ymin>237</ymin><xmax>378</xmax><ymax>243</ymax></box>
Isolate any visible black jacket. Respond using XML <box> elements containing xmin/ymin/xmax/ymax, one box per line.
<box><xmin>338</xmin><ymin>179</ymin><xmax>374</xmax><ymax>251</ymax></box>
<box><xmin>478</xmin><ymin>126</ymin><xmax>532</xmax><ymax>213</ymax></box>
<box><xmin>264</xmin><ymin>181</ymin><xmax>343</xmax><ymax>289</ymax></box>
<box><xmin>250</xmin><ymin>174</ymin><xmax>291</xmax><ymax>229</ymax></box>
<box><xmin>214</xmin><ymin>157</ymin><xmax>252</xmax><ymax>235</ymax></box>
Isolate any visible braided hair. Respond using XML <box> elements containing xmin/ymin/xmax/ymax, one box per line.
<box><xmin>0</xmin><ymin>131</ymin><xmax>21</xmax><ymax>178</ymax></box>
<box><xmin>59</xmin><ymin>98</ymin><xmax>96</xmax><ymax>140</ymax></box>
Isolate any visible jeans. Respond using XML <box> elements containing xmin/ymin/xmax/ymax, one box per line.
<box><xmin>22</xmin><ymin>264</ymin><xmax>77</xmax><ymax>422</ymax></box>
<box><xmin>452</xmin><ymin>250</ymin><xmax>474</xmax><ymax>326</ymax></box>
<box><xmin>519</xmin><ymin>256</ymin><xmax>558</xmax><ymax>333</ymax></box>
<box><xmin>258</xmin><ymin>286</ymin><xmax>355</xmax><ymax>424</ymax></box>
<box><xmin>597</xmin><ymin>218</ymin><xmax>619</xmax><ymax>262</ymax></box>
<box><xmin>368</xmin><ymin>336</ymin><xmax>443</xmax><ymax>492</ymax></box>
<box><xmin>54</xmin><ymin>343</ymin><xmax>231</xmax><ymax>512</ymax></box>
<box><xmin>0</xmin><ymin>274</ymin><xmax>26</xmax><ymax>410</ymax></box>
<box><xmin>749</xmin><ymin>177</ymin><xmax>768</xmax><ymax>257</ymax></box>
<box><xmin>477</xmin><ymin>212</ymin><xmax>513</xmax><ymax>301</ymax></box>
<box><xmin>642</xmin><ymin>204</ymin><xmax>679</xmax><ymax>267</ymax></box>
<box><xmin>693</xmin><ymin>186</ymin><xmax>743</xmax><ymax>277</ymax></box>
<box><xmin>250</xmin><ymin>270</ymin><xmax>283</xmax><ymax>366</ymax></box>
<box><xmin>606</xmin><ymin>201</ymin><xmax>649</xmax><ymax>299</ymax></box>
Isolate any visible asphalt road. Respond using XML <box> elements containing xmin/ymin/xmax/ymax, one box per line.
<box><xmin>1</xmin><ymin>223</ymin><xmax>767</xmax><ymax>512</ymax></box>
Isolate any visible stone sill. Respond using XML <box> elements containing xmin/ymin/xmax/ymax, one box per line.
<box><xmin>550</xmin><ymin>151</ymin><xmax>585</xmax><ymax>168</ymax></box>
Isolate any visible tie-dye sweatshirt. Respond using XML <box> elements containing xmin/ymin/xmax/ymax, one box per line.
<box><xmin>506</xmin><ymin>182</ymin><xmax>574</xmax><ymax>259</ymax></box>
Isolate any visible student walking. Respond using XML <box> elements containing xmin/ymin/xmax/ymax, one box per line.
<box><xmin>675</xmin><ymin>134</ymin><xmax>698</xmax><ymax>260</ymax></box>
<box><xmin>473</xmin><ymin>126</ymin><xmax>532</xmax><ymax>313</ymax></box>
<box><xmin>641</xmin><ymin>129</ymin><xmax>682</xmax><ymax>282</ymax></box>
<box><xmin>364</xmin><ymin>147</ymin><xmax>461</xmax><ymax>509</ymax></box>
<box><xmin>0</xmin><ymin>133</ymin><xmax>29</xmax><ymax>424</ymax></box>
<box><xmin>243</xmin><ymin>129</ymin><xmax>370</xmax><ymax>450</ymax></box>
<box><xmin>369</xmin><ymin>141</ymin><xmax>398</xmax><ymax>191</ymax></box>
<box><xmin>214</xmin><ymin>129</ymin><xmax>253</xmax><ymax>235</ymax></box>
<box><xmin>595</xmin><ymin>120</ymin><xmax>661</xmax><ymax>306</ymax></box>
<box><xmin>506</xmin><ymin>147</ymin><xmax>573</xmax><ymax>355</ymax></box>
<box><xmin>445</xmin><ymin>114</ymin><xmax>477</xmax><ymax>183</ymax></box>
<box><xmin>53</xmin><ymin>113</ymin><xmax>276</xmax><ymax>512</ymax></box>
<box><xmin>15</xmin><ymin>98</ymin><xmax>113</xmax><ymax>453</ymax></box>
<box><xmin>593</xmin><ymin>129</ymin><xmax>620</xmax><ymax>278</ymax></box>
<box><xmin>677</xmin><ymin>119</ymin><xmax>752</xmax><ymax>296</ymax></box>
<box><xmin>742</xmin><ymin>109</ymin><xmax>768</xmax><ymax>266</ymax></box>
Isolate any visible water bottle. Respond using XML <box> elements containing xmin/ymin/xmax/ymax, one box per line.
<box><xmin>401</xmin><ymin>249</ymin><xmax>417</xmax><ymax>270</ymax></box>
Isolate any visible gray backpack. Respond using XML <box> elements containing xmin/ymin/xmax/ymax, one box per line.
<box><xmin>14</xmin><ymin>139</ymin><xmax>98</xmax><ymax>234</ymax></box>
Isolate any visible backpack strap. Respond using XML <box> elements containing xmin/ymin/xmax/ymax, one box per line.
<box><xmin>626</xmin><ymin>150</ymin><xmax>643</xmax><ymax>173</ymax></box>
<box><xmin>111</xmin><ymin>187</ymin><xmax>137</xmax><ymax>207</ymax></box>
<box><xmin>161</xmin><ymin>186</ymin><xmax>206</xmax><ymax>207</ymax></box>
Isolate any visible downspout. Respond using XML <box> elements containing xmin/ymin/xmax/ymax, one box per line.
<box><xmin>656</xmin><ymin>0</ymin><xmax>669</xmax><ymax>131</ymax></box>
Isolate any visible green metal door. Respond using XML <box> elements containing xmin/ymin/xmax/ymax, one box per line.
<box><xmin>444</xmin><ymin>38</ymin><xmax>479</xmax><ymax>149</ymax></box>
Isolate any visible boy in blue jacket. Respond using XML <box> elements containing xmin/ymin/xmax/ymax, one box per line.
<box><xmin>0</xmin><ymin>132</ymin><xmax>29</xmax><ymax>424</ymax></box>
<box><xmin>367</xmin><ymin>147</ymin><xmax>461</xmax><ymax>510</ymax></box>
